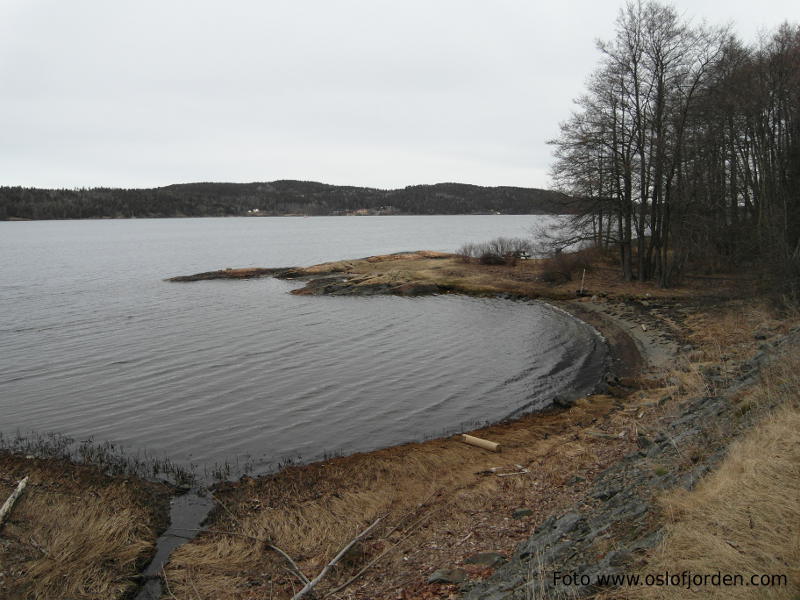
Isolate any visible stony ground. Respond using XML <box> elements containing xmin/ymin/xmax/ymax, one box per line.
<box><xmin>460</xmin><ymin>307</ymin><xmax>797</xmax><ymax>599</ymax></box>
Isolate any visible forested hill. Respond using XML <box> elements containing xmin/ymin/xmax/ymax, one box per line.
<box><xmin>0</xmin><ymin>181</ymin><xmax>579</xmax><ymax>220</ymax></box>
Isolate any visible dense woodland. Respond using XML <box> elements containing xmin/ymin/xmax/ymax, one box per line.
<box><xmin>0</xmin><ymin>181</ymin><xmax>577</xmax><ymax>220</ymax></box>
<box><xmin>550</xmin><ymin>2</ymin><xmax>799</xmax><ymax>292</ymax></box>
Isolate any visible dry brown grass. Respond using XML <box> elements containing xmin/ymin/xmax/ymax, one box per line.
<box><xmin>0</xmin><ymin>455</ymin><xmax>169</xmax><ymax>600</ymax></box>
<box><xmin>164</xmin><ymin>394</ymin><xmax>651</xmax><ymax>599</ymax></box>
<box><xmin>617</xmin><ymin>348</ymin><xmax>800</xmax><ymax>600</ymax></box>
<box><xmin>684</xmin><ymin>300</ymin><xmax>788</xmax><ymax>362</ymax></box>
<box><xmin>290</xmin><ymin>251</ymin><xmax>740</xmax><ymax>301</ymax></box>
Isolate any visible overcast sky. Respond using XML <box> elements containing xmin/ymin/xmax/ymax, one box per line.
<box><xmin>0</xmin><ymin>1</ymin><xmax>796</xmax><ymax>190</ymax></box>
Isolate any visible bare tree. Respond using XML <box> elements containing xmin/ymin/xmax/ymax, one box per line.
<box><xmin>549</xmin><ymin>2</ymin><xmax>797</xmax><ymax>291</ymax></box>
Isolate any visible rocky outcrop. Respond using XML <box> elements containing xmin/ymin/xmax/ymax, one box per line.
<box><xmin>167</xmin><ymin>267</ymin><xmax>292</xmax><ymax>282</ymax></box>
<box><xmin>461</xmin><ymin>331</ymin><xmax>798</xmax><ymax>599</ymax></box>
<box><xmin>286</xmin><ymin>275</ymin><xmax>443</xmax><ymax>297</ymax></box>
<box><xmin>429</xmin><ymin>569</ymin><xmax>469</xmax><ymax>584</ymax></box>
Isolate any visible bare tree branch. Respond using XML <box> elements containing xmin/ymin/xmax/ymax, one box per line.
<box><xmin>291</xmin><ymin>517</ymin><xmax>383</xmax><ymax>600</ymax></box>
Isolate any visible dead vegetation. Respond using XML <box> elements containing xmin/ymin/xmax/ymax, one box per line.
<box><xmin>0</xmin><ymin>453</ymin><xmax>170</xmax><ymax>600</ymax></box>
<box><xmin>164</xmin><ymin>392</ymin><xmax>639</xmax><ymax>599</ymax></box>
<box><xmin>456</xmin><ymin>237</ymin><xmax>533</xmax><ymax>266</ymax></box>
<box><xmin>281</xmin><ymin>249</ymin><xmax>748</xmax><ymax>301</ymax></box>
<box><xmin>616</xmin><ymin>352</ymin><xmax>800</xmax><ymax>599</ymax></box>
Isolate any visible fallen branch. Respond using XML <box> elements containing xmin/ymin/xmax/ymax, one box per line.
<box><xmin>0</xmin><ymin>476</ymin><xmax>29</xmax><ymax>529</ymax></box>
<box><xmin>291</xmin><ymin>517</ymin><xmax>383</xmax><ymax>600</ymax></box>
<box><xmin>584</xmin><ymin>430</ymin><xmax>624</xmax><ymax>440</ymax></box>
<box><xmin>322</xmin><ymin>510</ymin><xmax>437</xmax><ymax>599</ymax></box>
<box><xmin>497</xmin><ymin>469</ymin><xmax>529</xmax><ymax>477</ymax></box>
<box><xmin>267</xmin><ymin>542</ymin><xmax>311</xmax><ymax>585</ymax></box>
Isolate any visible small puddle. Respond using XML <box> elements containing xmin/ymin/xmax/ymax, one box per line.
<box><xmin>134</xmin><ymin>489</ymin><xmax>214</xmax><ymax>600</ymax></box>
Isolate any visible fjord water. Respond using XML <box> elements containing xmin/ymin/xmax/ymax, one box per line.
<box><xmin>0</xmin><ymin>216</ymin><xmax>605</xmax><ymax>476</ymax></box>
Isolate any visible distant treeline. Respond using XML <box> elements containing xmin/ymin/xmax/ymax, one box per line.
<box><xmin>0</xmin><ymin>181</ymin><xmax>579</xmax><ymax>220</ymax></box>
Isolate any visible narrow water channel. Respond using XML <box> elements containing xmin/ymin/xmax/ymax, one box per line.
<box><xmin>134</xmin><ymin>490</ymin><xmax>215</xmax><ymax>600</ymax></box>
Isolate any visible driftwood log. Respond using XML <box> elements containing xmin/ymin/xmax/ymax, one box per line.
<box><xmin>0</xmin><ymin>476</ymin><xmax>29</xmax><ymax>529</ymax></box>
<box><xmin>462</xmin><ymin>434</ymin><xmax>501</xmax><ymax>452</ymax></box>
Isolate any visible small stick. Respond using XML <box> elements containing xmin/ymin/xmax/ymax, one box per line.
<box><xmin>162</xmin><ymin>566</ymin><xmax>179</xmax><ymax>600</ymax></box>
<box><xmin>497</xmin><ymin>470</ymin><xmax>529</xmax><ymax>477</ymax></box>
<box><xmin>0</xmin><ymin>476</ymin><xmax>29</xmax><ymax>529</ymax></box>
<box><xmin>291</xmin><ymin>517</ymin><xmax>383</xmax><ymax>600</ymax></box>
<box><xmin>189</xmin><ymin>575</ymin><xmax>204</xmax><ymax>600</ymax></box>
<box><xmin>455</xmin><ymin>531</ymin><xmax>473</xmax><ymax>546</ymax></box>
<box><xmin>381</xmin><ymin>489</ymin><xmax>438</xmax><ymax>540</ymax></box>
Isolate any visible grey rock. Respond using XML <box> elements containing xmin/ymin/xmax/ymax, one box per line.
<box><xmin>647</xmin><ymin>442</ymin><xmax>669</xmax><ymax>458</ymax></box>
<box><xmin>428</xmin><ymin>568</ymin><xmax>467</xmax><ymax>584</ymax></box>
<box><xmin>679</xmin><ymin>464</ymin><xmax>712</xmax><ymax>490</ymax></box>
<box><xmin>608</xmin><ymin>550</ymin><xmax>633</xmax><ymax>567</ymax></box>
<box><xmin>650</xmin><ymin>473</ymin><xmax>678</xmax><ymax>490</ymax></box>
<box><xmin>517</xmin><ymin>512</ymin><xmax>587</xmax><ymax>559</ymax></box>
<box><xmin>551</xmin><ymin>395</ymin><xmax>574</xmax><ymax>408</ymax></box>
<box><xmin>555</xmin><ymin>512</ymin><xmax>586</xmax><ymax>535</ymax></box>
<box><xmin>511</xmin><ymin>508</ymin><xmax>533</xmax><ymax>519</ymax></box>
<box><xmin>592</xmin><ymin>486</ymin><xmax>621</xmax><ymax>501</ymax></box>
<box><xmin>630</xmin><ymin>530</ymin><xmax>664</xmax><ymax>552</ymax></box>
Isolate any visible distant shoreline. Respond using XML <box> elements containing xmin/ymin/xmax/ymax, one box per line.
<box><xmin>0</xmin><ymin>211</ymin><xmax>565</xmax><ymax>222</ymax></box>
<box><xmin>0</xmin><ymin>180</ymin><xmax>583</xmax><ymax>221</ymax></box>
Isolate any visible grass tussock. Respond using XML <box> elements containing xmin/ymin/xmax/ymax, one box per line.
<box><xmin>0</xmin><ymin>454</ymin><xmax>169</xmax><ymax>600</ymax></box>
<box><xmin>621</xmin><ymin>352</ymin><xmax>800</xmax><ymax>600</ymax></box>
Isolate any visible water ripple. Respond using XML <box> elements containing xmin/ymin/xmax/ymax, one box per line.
<box><xmin>0</xmin><ymin>216</ymin><xmax>604</xmax><ymax>476</ymax></box>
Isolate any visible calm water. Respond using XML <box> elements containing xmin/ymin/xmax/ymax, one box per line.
<box><xmin>0</xmin><ymin>216</ymin><xmax>606</xmax><ymax>476</ymax></box>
